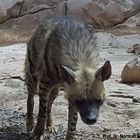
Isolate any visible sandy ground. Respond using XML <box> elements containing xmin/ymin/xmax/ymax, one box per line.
<box><xmin>0</xmin><ymin>33</ymin><xmax>140</xmax><ymax>140</ymax></box>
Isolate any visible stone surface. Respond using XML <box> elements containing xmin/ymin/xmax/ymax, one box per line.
<box><xmin>0</xmin><ymin>0</ymin><xmax>23</xmax><ymax>24</ymax></box>
<box><xmin>0</xmin><ymin>0</ymin><xmax>22</xmax><ymax>18</ymax></box>
<box><xmin>0</xmin><ymin>0</ymin><xmax>66</xmax><ymax>45</ymax></box>
<box><xmin>0</xmin><ymin>0</ymin><xmax>65</xmax><ymax>30</ymax></box>
<box><xmin>0</xmin><ymin>0</ymin><xmax>140</xmax><ymax>46</ymax></box>
<box><xmin>121</xmin><ymin>56</ymin><xmax>140</xmax><ymax>83</ymax></box>
<box><xmin>0</xmin><ymin>0</ymin><xmax>140</xmax><ymax>30</ymax></box>
<box><xmin>127</xmin><ymin>44</ymin><xmax>140</xmax><ymax>55</ymax></box>
<box><xmin>123</xmin><ymin>12</ymin><xmax>140</xmax><ymax>27</ymax></box>
<box><xmin>67</xmin><ymin>0</ymin><xmax>140</xmax><ymax>28</ymax></box>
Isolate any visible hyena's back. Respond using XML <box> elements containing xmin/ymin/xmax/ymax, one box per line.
<box><xmin>25</xmin><ymin>16</ymin><xmax>99</xmax><ymax>84</ymax></box>
<box><xmin>25</xmin><ymin>16</ymin><xmax>103</xmax><ymax>139</ymax></box>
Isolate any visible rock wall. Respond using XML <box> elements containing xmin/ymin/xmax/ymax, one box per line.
<box><xmin>0</xmin><ymin>0</ymin><xmax>140</xmax><ymax>30</ymax></box>
<box><xmin>67</xmin><ymin>0</ymin><xmax>140</xmax><ymax>28</ymax></box>
<box><xmin>0</xmin><ymin>0</ymin><xmax>65</xmax><ymax>30</ymax></box>
<box><xmin>0</xmin><ymin>0</ymin><xmax>140</xmax><ymax>45</ymax></box>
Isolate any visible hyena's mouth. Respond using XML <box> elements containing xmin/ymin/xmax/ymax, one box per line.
<box><xmin>75</xmin><ymin>99</ymin><xmax>101</xmax><ymax>125</ymax></box>
<box><xmin>80</xmin><ymin>112</ymin><xmax>99</xmax><ymax>125</ymax></box>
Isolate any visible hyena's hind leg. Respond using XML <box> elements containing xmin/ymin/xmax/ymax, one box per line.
<box><xmin>46</xmin><ymin>87</ymin><xmax>59</xmax><ymax>132</ymax></box>
<box><xmin>25</xmin><ymin>71</ymin><xmax>38</xmax><ymax>133</ymax></box>
<box><xmin>66</xmin><ymin>101</ymin><xmax>78</xmax><ymax>140</ymax></box>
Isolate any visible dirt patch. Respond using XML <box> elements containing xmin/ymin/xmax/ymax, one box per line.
<box><xmin>0</xmin><ymin>33</ymin><xmax>140</xmax><ymax>140</ymax></box>
<box><xmin>1</xmin><ymin>26</ymin><xmax>140</xmax><ymax>47</ymax></box>
<box><xmin>0</xmin><ymin>29</ymin><xmax>31</xmax><ymax>46</ymax></box>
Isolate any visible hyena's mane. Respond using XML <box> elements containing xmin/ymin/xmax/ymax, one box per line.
<box><xmin>56</xmin><ymin>16</ymin><xmax>100</xmax><ymax>70</ymax></box>
<box><xmin>48</xmin><ymin>17</ymin><xmax>101</xmax><ymax>101</ymax></box>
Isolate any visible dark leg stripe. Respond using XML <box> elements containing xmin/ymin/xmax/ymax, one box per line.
<box><xmin>27</xmin><ymin>84</ymin><xmax>35</xmax><ymax>92</ymax></box>
<box><xmin>73</xmin><ymin>116</ymin><xmax>78</xmax><ymax>121</ymax></box>
<box><xmin>27</xmin><ymin>94</ymin><xmax>34</xmax><ymax>118</ymax></box>
<box><xmin>27</xmin><ymin>52</ymin><xmax>35</xmax><ymax>69</ymax></box>
<box><xmin>39</xmin><ymin>87</ymin><xmax>48</xmax><ymax>92</ymax></box>
<box><xmin>39</xmin><ymin>105</ymin><xmax>47</xmax><ymax>118</ymax></box>
<box><xmin>40</xmin><ymin>95</ymin><xmax>47</xmax><ymax>104</ymax></box>
<box><xmin>70</xmin><ymin>122</ymin><xmax>76</xmax><ymax>126</ymax></box>
<box><xmin>70</xmin><ymin>127</ymin><xmax>76</xmax><ymax>132</ymax></box>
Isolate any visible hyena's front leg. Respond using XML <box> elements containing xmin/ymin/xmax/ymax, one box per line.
<box><xmin>66</xmin><ymin>101</ymin><xmax>78</xmax><ymax>140</ymax></box>
<box><xmin>26</xmin><ymin>74</ymin><xmax>38</xmax><ymax>133</ymax></box>
<box><xmin>34</xmin><ymin>79</ymin><xmax>51</xmax><ymax>137</ymax></box>
<box><xmin>27</xmin><ymin>93</ymin><xmax>34</xmax><ymax>133</ymax></box>
<box><xmin>46</xmin><ymin>87</ymin><xmax>58</xmax><ymax>132</ymax></box>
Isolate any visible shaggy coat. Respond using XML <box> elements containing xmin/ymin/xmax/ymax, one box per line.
<box><xmin>25</xmin><ymin>16</ymin><xmax>111</xmax><ymax>139</ymax></box>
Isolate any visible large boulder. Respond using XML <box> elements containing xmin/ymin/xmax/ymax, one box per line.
<box><xmin>0</xmin><ymin>0</ymin><xmax>22</xmax><ymax>22</ymax></box>
<box><xmin>123</xmin><ymin>12</ymin><xmax>140</xmax><ymax>27</ymax></box>
<box><xmin>127</xmin><ymin>44</ymin><xmax>140</xmax><ymax>55</ymax></box>
<box><xmin>0</xmin><ymin>0</ymin><xmax>65</xmax><ymax>30</ymax></box>
<box><xmin>1</xmin><ymin>0</ymin><xmax>140</xmax><ymax>30</ymax></box>
<box><xmin>0</xmin><ymin>0</ymin><xmax>140</xmax><ymax>45</ymax></box>
<box><xmin>121</xmin><ymin>56</ymin><xmax>140</xmax><ymax>83</ymax></box>
<box><xmin>0</xmin><ymin>0</ymin><xmax>65</xmax><ymax>45</ymax></box>
<box><xmin>67</xmin><ymin>0</ymin><xmax>140</xmax><ymax>28</ymax></box>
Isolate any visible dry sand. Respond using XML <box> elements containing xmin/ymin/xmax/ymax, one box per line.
<box><xmin>0</xmin><ymin>33</ymin><xmax>140</xmax><ymax>140</ymax></box>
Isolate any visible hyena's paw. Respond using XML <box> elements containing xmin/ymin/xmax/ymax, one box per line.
<box><xmin>66</xmin><ymin>133</ymin><xmax>75</xmax><ymax>140</ymax></box>
<box><xmin>28</xmin><ymin>132</ymin><xmax>43</xmax><ymax>140</ymax></box>
<box><xmin>34</xmin><ymin>117</ymin><xmax>46</xmax><ymax>136</ymax></box>
<box><xmin>65</xmin><ymin>135</ymin><xmax>75</xmax><ymax>140</ymax></box>
<box><xmin>26</xmin><ymin>116</ymin><xmax>34</xmax><ymax>133</ymax></box>
<box><xmin>46</xmin><ymin>126</ymin><xmax>56</xmax><ymax>133</ymax></box>
<box><xmin>46</xmin><ymin>117</ymin><xmax>56</xmax><ymax>133</ymax></box>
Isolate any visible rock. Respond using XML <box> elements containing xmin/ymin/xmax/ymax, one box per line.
<box><xmin>0</xmin><ymin>0</ymin><xmax>22</xmax><ymax>22</ymax></box>
<box><xmin>67</xmin><ymin>0</ymin><xmax>140</xmax><ymax>28</ymax></box>
<box><xmin>7</xmin><ymin>2</ymin><xmax>23</xmax><ymax>18</ymax></box>
<box><xmin>0</xmin><ymin>0</ymin><xmax>140</xmax><ymax>30</ymax></box>
<box><xmin>127</xmin><ymin>44</ymin><xmax>140</xmax><ymax>55</ymax></box>
<box><xmin>107</xmin><ymin>100</ymin><xmax>117</xmax><ymax>107</ymax></box>
<box><xmin>121</xmin><ymin>56</ymin><xmax>140</xmax><ymax>83</ymax></box>
<box><xmin>132</xmin><ymin>97</ymin><xmax>140</xmax><ymax>103</ymax></box>
<box><xmin>18</xmin><ymin>106</ymin><xmax>23</xmax><ymax>111</ymax></box>
<box><xmin>1</xmin><ymin>0</ymin><xmax>140</xmax><ymax>45</ymax></box>
<box><xmin>20</xmin><ymin>0</ymin><xmax>65</xmax><ymax>15</ymax></box>
<box><xmin>0</xmin><ymin>0</ymin><xmax>65</xmax><ymax>31</ymax></box>
<box><xmin>123</xmin><ymin>12</ymin><xmax>140</xmax><ymax>27</ymax></box>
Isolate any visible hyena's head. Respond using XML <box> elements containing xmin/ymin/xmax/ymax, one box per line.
<box><xmin>63</xmin><ymin>61</ymin><xmax>111</xmax><ymax>125</ymax></box>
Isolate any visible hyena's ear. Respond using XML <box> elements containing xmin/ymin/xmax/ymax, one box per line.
<box><xmin>61</xmin><ymin>66</ymin><xmax>76</xmax><ymax>84</ymax></box>
<box><xmin>95</xmin><ymin>60</ymin><xmax>112</xmax><ymax>81</ymax></box>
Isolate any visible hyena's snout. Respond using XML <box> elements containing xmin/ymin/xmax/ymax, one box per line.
<box><xmin>75</xmin><ymin>100</ymin><xmax>101</xmax><ymax>125</ymax></box>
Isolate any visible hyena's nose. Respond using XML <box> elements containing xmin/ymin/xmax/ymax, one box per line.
<box><xmin>85</xmin><ymin>116</ymin><xmax>97</xmax><ymax>125</ymax></box>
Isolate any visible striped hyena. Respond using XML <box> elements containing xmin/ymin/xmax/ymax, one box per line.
<box><xmin>25</xmin><ymin>16</ymin><xmax>111</xmax><ymax>139</ymax></box>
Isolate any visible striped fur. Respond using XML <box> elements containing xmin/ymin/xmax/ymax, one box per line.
<box><xmin>25</xmin><ymin>16</ymin><xmax>111</xmax><ymax>139</ymax></box>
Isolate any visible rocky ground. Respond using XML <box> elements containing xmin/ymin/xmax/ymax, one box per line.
<box><xmin>0</xmin><ymin>33</ymin><xmax>140</xmax><ymax>140</ymax></box>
